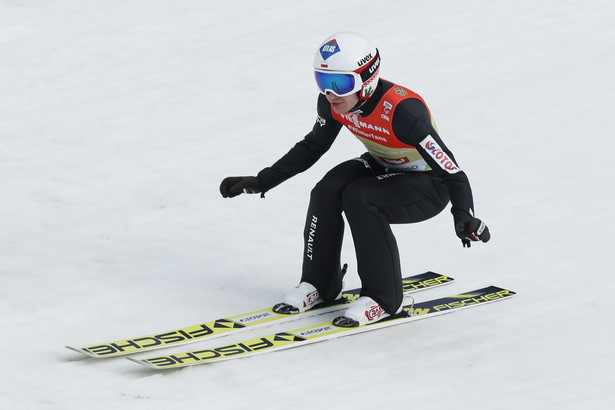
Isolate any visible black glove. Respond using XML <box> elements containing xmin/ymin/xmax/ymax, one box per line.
<box><xmin>220</xmin><ymin>176</ymin><xmax>263</xmax><ymax>198</ymax></box>
<box><xmin>455</xmin><ymin>218</ymin><xmax>491</xmax><ymax>248</ymax></box>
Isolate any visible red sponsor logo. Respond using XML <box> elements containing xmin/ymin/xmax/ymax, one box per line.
<box><xmin>365</xmin><ymin>304</ymin><xmax>385</xmax><ymax>321</ymax></box>
<box><xmin>380</xmin><ymin>156</ymin><xmax>409</xmax><ymax>166</ymax></box>
<box><xmin>304</xmin><ymin>291</ymin><xmax>320</xmax><ymax>307</ymax></box>
<box><xmin>420</xmin><ymin>135</ymin><xmax>460</xmax><ymax>174</ymax></box>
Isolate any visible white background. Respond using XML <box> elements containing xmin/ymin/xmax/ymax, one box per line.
<box><xmin>1</xmin><ymin>1</ymin><xmax>614</xmax><ymax>408</ymax></box>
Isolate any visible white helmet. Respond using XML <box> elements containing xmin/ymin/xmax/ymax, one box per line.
<box><xmin>313</xmin><ymin>32</ymin><xmax>381</xmax><ymax>100</ymax></box>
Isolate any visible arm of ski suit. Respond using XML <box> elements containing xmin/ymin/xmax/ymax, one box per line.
<box><xmin>391</xmin><ymin>98</ymin><xmax>476</xmax><ymax>227</ymax></box>
<box><xmin>257</xmin><ymin>95</ymin><xmax>343</xmax><ymax>192</ymax></box>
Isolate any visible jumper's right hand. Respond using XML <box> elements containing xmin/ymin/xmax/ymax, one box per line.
<box><xmin>219</xmin><ymin>176</ymin><xmax>263</xmax><ymax>198</ymax></box>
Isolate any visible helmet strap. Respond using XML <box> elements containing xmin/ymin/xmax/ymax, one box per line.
<box><xmin>349</xmin><ymin>93</ymin><xmax>368</xmax><ymax>113</ymax></box>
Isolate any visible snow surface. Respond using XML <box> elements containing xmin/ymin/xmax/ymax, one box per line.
<box><xmin>1</xmin><ymin>0</ymin><xmax>614</xmax><ymax>408</ymax></box>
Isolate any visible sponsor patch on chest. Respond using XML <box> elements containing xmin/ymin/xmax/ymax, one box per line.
<box><xmin>420</xmin><ymin>135</ymin><xmax>461</xmax><ymax>174</ymax></box>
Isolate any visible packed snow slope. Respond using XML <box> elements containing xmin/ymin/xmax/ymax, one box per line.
<box><xmin>1</xmin><ymin>0</ymin><xmax>614</xmax><ymax>409</ymax></box>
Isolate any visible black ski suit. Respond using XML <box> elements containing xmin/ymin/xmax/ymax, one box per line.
<box><xmin>257</xmin><ymin>79</ymin><xmax>475</xmax><ymax>314</ymax></box>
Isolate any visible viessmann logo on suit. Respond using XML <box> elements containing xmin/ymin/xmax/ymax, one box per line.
<box><xmin>420</xmin><ymin>135</ymin><xmax>460</xmax><ymax>174</ymax></box>
<box><xmin>339</xmin><ymin>113</ymin><xmax>390</xmax><ymax>142</ymax></box>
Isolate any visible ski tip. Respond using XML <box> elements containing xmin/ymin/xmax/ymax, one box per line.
<box><xmin>65</xmin><ymin>345</ymin><xmax>97</xmax><ymax>358</ymax></box>
<box><xmin>486</xmin><ymin>286</ymin><xmax>517</xmax><ymax>296</ymax></box>
<box><xmin>127</xmin><ymin>357</ymin><xmax>169</xmax><ymax>370</ymax></box>
<box><xmin>127</xmin><ymin>357</ymin><xmax>150</xmax><ymax>366</ymax></box>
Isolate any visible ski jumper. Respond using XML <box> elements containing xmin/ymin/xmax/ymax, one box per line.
<box><xmin>257</xmin><ymin>80</ymin><xmax>475</xmax><ymax>314</ymax></box>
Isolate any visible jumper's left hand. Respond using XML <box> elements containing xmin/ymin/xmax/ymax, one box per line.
<box><xmin>455</xmin><ymin>218</ymin><xmax>490</xmax><ymax>248</ymax></box>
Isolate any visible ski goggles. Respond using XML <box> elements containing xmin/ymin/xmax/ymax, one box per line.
<box><xmin>314</xmin><ymin>70</ymin><xmax>363</xmax><ymax>97</ymax></box>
